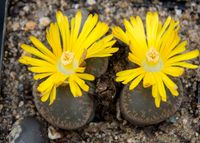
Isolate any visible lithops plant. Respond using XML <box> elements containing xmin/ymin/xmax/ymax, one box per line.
<box><xmin>19</xmin><ymin>10</ymin><xmax>118</xmax><ymax>129</ymax></box>
<box><xmin>113</xmin><ymin>11</ymin><xmax>199</xmax><ymax>125</ymax></box>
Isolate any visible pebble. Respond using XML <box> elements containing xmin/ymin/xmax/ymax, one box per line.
<box><xmin>0</xmin><ymin>104</ymin><xmax>3</xmax><ymax>112</ymax></box>
<box><xmin>39</xmin><ymin>17</ymin><xmax>50</xmax><ymax>27</ymax></box>
<box><xmin>8</xmin><ymin>117</ymin><xmax>46</xmax><ymax>143</ymax></box>
<box><xmin>182</xmin><ymin>118</ymin><xmax>188</xmax><ymax>125</ymax></box>
<box><xmin>198</xmin><ymin>82</ymin><xmax>200</xmax><ymax>103</ymax></box>
<box><xmin>23</xmin><ymin>5</ymin><xmax>30</xmax><ymax>13</ymax></box>
<box><xmin>11</xmin><ymin>22</ymin><xmax>20</xmax><ymax>31</ymax></box>
<box><xmin>48</xmin><ymin>126</ymin><xmax>62</xmax><ymax>140</ymax></box>
<box><xmin>166</xmin><ymin>116</ymin><xmax>177</xmax><ymax>123</ymax></box>
<box><xmin>24</xmin><ymin>21</ymin><xmax>37</xmax><ymax>31</ymax></box>
<box><xmin>87</xmin><ymin>0</ymin><xmax>96</xmax><ymax>5</ymax></box>
<box><xmin>18</xmin><ymin>101</ymin><xmax>24</xmax><ymax>107</ymax></box>
<box><xmin>175</xmin><ymin>9</ymin><xmax>182</xmax><ymax>17</ymax></box>
<box><xmin>127</xmin><ymin>138</ymin><xmax>134</xmax><ymax>143</ymax></box>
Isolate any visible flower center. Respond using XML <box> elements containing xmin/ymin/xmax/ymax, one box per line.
<box><xmin>146</xmin><ymin>48</ymin><xmax>159</xmax><ymax>64</ymax></box>
<box><xmin>143</xmin><ymin>48</ymin><xmax>163</xmax><ymax>72</ymax></box>
<box><xmin>61</xmin><ymin>51</ymin><xmax>74</xmax><ymax>66</ymax></box>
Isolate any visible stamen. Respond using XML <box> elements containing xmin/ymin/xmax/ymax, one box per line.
<box><xmin>146</xmin><ymin>48</ymin><xmax>159</xmax><ymax>64</ymax></box>
<box><xmin>61</xmin><ymin>51</ymin><xmax>74</xmax><ymax>66</ymax></box>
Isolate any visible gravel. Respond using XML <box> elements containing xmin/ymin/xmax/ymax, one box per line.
<box><xmin>1</xmin><ymin>0</ymin><xmax>200</xmax><ymax>142</ymax></box>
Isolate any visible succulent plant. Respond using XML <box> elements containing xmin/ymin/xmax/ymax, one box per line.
<box><xmin>113</xmin><ymin>11</ymin><xmax>199</xmax><ymax>125</ymax></box>
<box><xmin>19</xmin><ymin>10</ymin><xmax>118</xmax><ymax>129</ymax></box>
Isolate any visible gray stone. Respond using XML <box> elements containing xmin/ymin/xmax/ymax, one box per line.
<box><xmin>9</xmin><ymin>117</ymin><xmax>46</xmax><ymax>143</ymax></box>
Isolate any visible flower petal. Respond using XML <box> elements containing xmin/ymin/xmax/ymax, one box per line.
<box><xmin>170</xmin><ymin>62</ymin><xmax>199</xmax><ymax>69</ymax></box>
<box><xmin>163</xmin><ymin>67</ymin><xmax>184</xmax><ymax>77</ymax></box>
<box><xmin>29</xmin><ymin>36</ymin><xmax>56</xmax><ymax>59</ymax></box>
<box><xmin>46</xmin><ymin>23</ymin><xmax>62</xmax><ymax>57</ymax></box>
<box><xmin>155</xmin><ymin>96</ymin><xmax>161</xmax><ymax>108</ymax></box>
<box><xmin>34</xmin><ymin>73</ymin><xmax>52</xmax><ymax>80</ymax></box>
<box><xmin>20</xmin><ymin>44</ymin><xmax>55</xmax><ymax>64</ymax></box>
<box><xmin>112</xmin><ymin>26</ymin><xmax>129</xmax><ymax>45</ymax></box>
<box><xmin>56</xmin><ymin>11</ymin><xmax>70</xmax><ymax>51</ymax></box>
<box><xmin>143</xmin><ymin>72</ymin><xmax>155</xmax><ymax>88</ymax></box>
<box><xmin>129</xmin><ymin>73</ymin><xmax>145</xmax><ymax>90</ymax></box>
<box><xmin>49</xmin><ymin>85</ymin><xmax>56</xmax><ymax>105</ymax></box>
<box><xmin>77</xmin><ymin>73</ymin><xmax>95</xmax><ymax>81</ymax></box>
<box><xmin>166</xmin><ymin>49</ymin><xmax>199</xmax><ymax>65</ymax></box>
<box><xmin>154</xmin><ymin>73</ymin><xmax>167</xmax><ymax>102</ymax></box>
<box><xmin>159</xmin><ymin>72</ymin><xmax>179</xmax><ymax>96</ymax></box>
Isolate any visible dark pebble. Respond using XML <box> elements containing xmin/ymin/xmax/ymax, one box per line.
<box><xmin>8</xmin><ymin>117</ymin><xmax>46</xmax><ymax>143</ymax></box>
<box><xmin>198</xmin><ymin>82</ymin><xmax>200</xmax><ymax>103</ymax></box>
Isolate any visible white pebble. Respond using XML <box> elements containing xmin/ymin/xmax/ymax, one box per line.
<box><xmin>87</xmin><ymin>0</ymin><xmax>96</xmax><ymax>5</ymax></box>
<box><xmin>48</xmin><ymin>126</ymin><xmax>62</xmax><ymax>140</ymax></box>
<box><xmin>39</xmin><ymin>17</ymin><xmax>50</xmax><ymax>27</ymax></box>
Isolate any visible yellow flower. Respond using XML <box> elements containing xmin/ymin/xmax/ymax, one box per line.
<box><xmin>19</xmin><ymin>11</ymin><xmax>118</xmax><ymax>105</ymax></box>
<box><xmin>112</xmin><ymin>12</ymin><xmax>199</xmax><ymax>108</ymax></box>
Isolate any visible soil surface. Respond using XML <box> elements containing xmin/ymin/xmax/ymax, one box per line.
<box><xmin>1</xmin><ymin>0</ymin><xmax>200</xmax><ymax>142</ymax></box>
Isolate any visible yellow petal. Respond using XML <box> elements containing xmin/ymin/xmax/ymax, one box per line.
<box><xmin>37</xmin><ymin>74</ymin><xmax>56</xmax><ymax>93</ymax></box>
<box><xmin>20</xmin><ymin>44</ymin><xmax>55</xmax><ymax>64</ymax></box>
<box><xmin>146</xmin><ymin>12</ymin><xmax>153</xmax><ymax>44</ymax></box>
<box><xmin>163</xmin><ymin>67</ymin><xmax>184</xmax><ymax>77</ymax></box>
<box><xmin>29</xmin><ymin>36</ymin><xmax>56</xmax><ymax>59</ymax></box>
<box><xmin>155</xmin><ymin>16</ymin><xmax>171</xmax><ymax>49</ymax></box>
<box><xmin>152</xmin><ymin>84</ymin><xmax>158</xmax><ymax>98</ymax></box>
<box><xmin>170</xmin><ymin>62</ymin><xmax>199</xmax><ymax>69</ymax></box>
<box><xmin>77</xmin><ymin>73</ymin><xmax>95</xmax><ymax>81</ymax></box>
<box><xmin>154</xmin><ymin>74</ymin><xmax>167</xmax><ymax>102</ymax></box>
<box><xmin>34</xmin><ymin>73</ymin><xmax>52</xmax><ymax>80</ymax></box>
<box><xmin>116</xmin><ymin>68</ymin><xmax>144</xmax><ymax>84</ymax></box>
<box><xmin>46</xmin><ymin>23</ymin><xmax>62</xmax><ymax>57</ymax></box>
<box><xmin>86</xmin><ymin>35</ymin><xmax>118</xmax><ymax>59</ymax></box>
<box><xmin>167</xmin><ymin>41</ymin><xmax>187</xmax><ymax>59</ymax></box>
<box><xmin>49</xmin><ymin>85</ymin><xmax>56</xmax><ymax>105</ymax></box>
<box><xmin>40</xmin><ymin>83</ymin><xmax>54</xmax><ymax>102</ymax></box>
<box><xmin>28</xmin><ymin>66</ymin><xmax>56</xmax><ymax>73</ymax></box>
<box><xmin>112</xmin><ymin>26</ymin><xmax>129</xmax><ymax>45</ymax></box>
<box><xmin>56</xmin><ymin>11</ymin><xmax>70</xmax><ymax>51</ymax></box>
<box><xmin>70</xmin><ymin>10</ymin><xmax>82</xmax><ymax>50</ymax></box>
<box><xmin>166</xmin><ymin>49</ymin><xmax>199</xmax><ymax>65</ymax></box>
<box><xmin>19</xmin><ymin>56</ymin><xmax>55</xmax><ymax>68</ymax></box>
<box><xmin>143</xmin><ymin>72</ymin><xmax>155</xmax><ymax>88</ymax></box>
<box><xmin>75</xmin><ymin>67</ymin><xmax>86</xmax><ymax>73</ymax></box>
<box><xmin>80</xmin><ymin>22</ymin><xmax>109</xmax><ymax>51</ymax></box>
<box><xmin>69</xmin><ymin>77</ymin><xmax>82</xmax><ymax>97</ymax></box>
<box><xmin>128</xmin><ymin>53</ymin><xmax>142</xmax><ymax>66</ymax></box>
<box><xmin>74</xmin><ymin>75</ymin><xmax>89</xmax><ymax>92</ymax></box>
<box><xmin>161</xmin><ymin>36</ymin><xmax>181</xmax><ymax>60</ymax></box>
<box><xmin>41</xmin><ymin>89</ymin><xmax>51</xmax><ymax>102</ymax></box>
<box><xmin>75</xmin><ymin>14</ymin><xmax>98</xmax><ymax>49</ymax></box>
<box><xmin>159</xmin><ymin>72</ymin><xmax>179</xmax><ymax>96</ymax></box>
<box><xmin>129</xmin><ymin>73</ymin><xmax>145</xmax><ymax>90</ymax></box>
<box><xmin>155</xmin><ymin>96</ymin><xmax>161</xmax><ymax>108</ymax></box>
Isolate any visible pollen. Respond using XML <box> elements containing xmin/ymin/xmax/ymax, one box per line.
<box><xmin>146</xmin><ymin>48</ymin><xmax>159</xmax><ymax>64</ymax></box>
<box><xmin>61</xmin><ymin>51</ymin><xmax>74</xmax><ymax>66</ymax></box>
